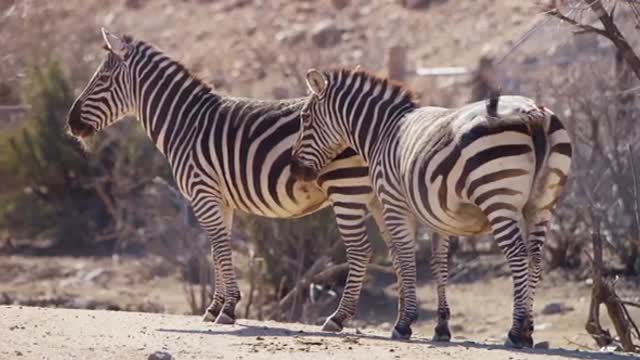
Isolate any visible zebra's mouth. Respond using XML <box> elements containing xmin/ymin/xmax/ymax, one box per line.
<box><xmin>290</xmin><ymin>159</ymin><xmax>319</xmax><ymax>182</ymax></box>
<box><xmin>66</xmin><ymin>121</ymin><xmax>96</xmax><ymax>138</ymax></box>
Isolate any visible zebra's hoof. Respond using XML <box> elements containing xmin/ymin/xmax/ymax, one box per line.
<box><xmin>391</xmin><ymin>326</ymin><xmax>412</xmax><ymax>340</ymax></box>
<box><xmin>432</xmin><ymin>324</ymin><xmax>451</xmax><ymax>342</ymax></box>
<box><xmin>524</xmin><ymin>335</ymin><xmax>534</xmax><ymax>348</ymax></box>
<box><xmin>504</xmin><ymin>332</ymin><xmax>532</xmax><ymax>349</ymax></box>
<box><xmin>202</xmin><ymin>310</ymin><xmax>216</xmax><ymax>322</ymax></box>
<box><xmin>321</xmin><ymin>318</ymin><xmax>344</xmax><ymax>333</ymax></box>
<box><xmin>215</xmin><ymin>311</ymin><xmax>236</xmax><ymax>325</ymax></box>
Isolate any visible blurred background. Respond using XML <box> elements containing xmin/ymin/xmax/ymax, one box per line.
<box><xmin>1</xmin><ymin>0</ymin><xmax>639</xmax><ymax>351</ymax></box>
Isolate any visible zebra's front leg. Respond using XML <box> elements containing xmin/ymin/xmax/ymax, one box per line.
<box><xmin>202</xmin><ymin>259</ymin><xmax>226</xmax><ymax>322</ymax></box>
<box><xmin>383</xmin><ymin>210</ymin><xmax>419</xmax><ymax>340</ymax></box>
<box><xmin>194</xmin><ymin>197</ymin><xmax>240</xmax><ymax>325</ymax></box>
<box><xmin>431</xmin><ymin>233</ymin><xmax>452</xmax><ymax>342</ymax></box>
<box><xmin>369</xmin><ymin>197</ymin><xmax>408</xmax><ymax>334</ymax></box>
<box><xmin>322</xmin><ymin>205</ymin><xmax>372</xmax><ymax>332</ymax></box>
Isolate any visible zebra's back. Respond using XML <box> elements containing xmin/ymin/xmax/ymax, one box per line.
<box><xmin>186</xmin><ymin>97</ymin><xmax>370</xmax><ymax>218</ymax></box>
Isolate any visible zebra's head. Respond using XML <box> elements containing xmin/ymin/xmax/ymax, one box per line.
<box><xmin>67</xmin><ymin>28</ymin><xmax>134</xmax><ymax>138</ymax></box>
<box><xmin>291</xmin><ymin>69</ymin><xmax>347</xmax><ymax>182</ymax></box>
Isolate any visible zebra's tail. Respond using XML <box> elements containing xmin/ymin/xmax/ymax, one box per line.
<box><xmin>523</xmin><ymin>107</ymin><xmax>572</xmax><ymax>224</ymax></box>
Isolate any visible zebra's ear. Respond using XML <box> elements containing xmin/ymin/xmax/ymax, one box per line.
<box><xmin>101</xmin><ymin>27</ymin><xmax>129</xmax><ymax>60</ymax></box>
<box><xmin>305</xmin><ymin>69</ymin><xmax>328</xmax><ymax>98</ymax></box>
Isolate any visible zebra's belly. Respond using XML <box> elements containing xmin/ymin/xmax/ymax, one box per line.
<box><xmin>222</xmin><ymin>171</ymin><xmax>331</xmax><ymax>219</ymax></box>
<box><xmin>408</xmin><ymin>184</ymin><xmax>492</xmax><ymax>237</ymax></box>
<box><xmin>416</xmin><ymin>202</ymin><xmax>492</xmax><ymax>236</ymax></box>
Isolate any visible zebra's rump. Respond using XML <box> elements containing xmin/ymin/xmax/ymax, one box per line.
<box><xmin>399</xmin><ymin>96</ymin><xmax>572</xmax><ymax>236</ymax></box>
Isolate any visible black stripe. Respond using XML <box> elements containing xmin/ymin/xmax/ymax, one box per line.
<box><xmin>468</xmin><ymin>169</ymin><xmax>529</xmax><ymax>198</ymax></box>
<box><xmin>548</xmin><ymin>114</ymin><xmax>563</xmax><ymax>135</ymax></box>
<box><xmin>550</xmin><ymin>143</ymin><xmax>572</xmax><ymax>157</ymax></box>
<box><xmin>530</xmin><ymin>121</ymin><xmax>547</xmax><ymax>178</ymax></box>
<box><xmin>455</xmin><ymin>144</ymin><xmax>532</xmax><ymax>196</ymax></box>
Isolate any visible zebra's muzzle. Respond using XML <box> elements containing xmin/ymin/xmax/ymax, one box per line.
<box><xmin>290</xmin><ymin>158</ymin><xmax>319</xmax><ymax>182</ymax></box>
<box><xmin>67</xmin><ymin>101</ymin><xmax>96</xmax><ymax>138</ymax></box>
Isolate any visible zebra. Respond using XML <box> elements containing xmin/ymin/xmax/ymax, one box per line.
<box><xmin>66</xmin><ymin>29</ymin><xmax>391</xmax><ymax>333</ymax></box>
<box><xmin>290</xmin><ymin>68</ymin><xmax>572</xmax><ymax>347</ymax></box>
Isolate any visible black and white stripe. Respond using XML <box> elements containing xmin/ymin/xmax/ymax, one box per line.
<box><xmin>291</xmin><ymin>68</ymin><xmax>572</xmax><ymax>346</ymax></box>
<box><xmin>66</xmin><ymin>29</ymin><xmax>388</xmax><ymax>332</ymax></box>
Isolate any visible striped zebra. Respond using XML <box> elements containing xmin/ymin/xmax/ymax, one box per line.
<box><xmin>290</xmin><ymin>68</ymin><xmax>572</xmax><ymax>347</ymax></box>
<box><xmin>66</xmin><ymin>29</ymin><xmax>390</xmax><ymax>333</ymax></box>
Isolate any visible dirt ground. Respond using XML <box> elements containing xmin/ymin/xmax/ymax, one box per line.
<box><xmin>1</xmin><ymin>255</ymin><xmax>639</xmax><ymax>358</ymax></box>
<box><xmin>1</xmin><ymin>305</ymin><xmax>638</xmax><ymax>360</ymax></box>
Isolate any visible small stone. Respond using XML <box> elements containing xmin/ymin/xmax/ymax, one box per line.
<box><xmin>310</xmin><ymin>20</ymin><xmax>343</xmax><ymax>48</ymax></box>
<box><xmin>271</xmin><ymin>86</ymin><xmax>289</xmax><ymax>100</ymax></box>
<box><xmin>536</xmin><ymin>322</ymin><xmax>552</xmax><ymax>331</ymax></box>
<box><xmin>147</xmin><ymin>351</ymin><xmax>173</xmax><ymax>360</ymax></box>
<box><xmin>534</xmin><ymin>341</ymin><xmax>550</xmax><ymax>349</ymax></box>
<box><xmin>541</xmin><ymin>302</ymin><xmax>574</xmax><ymax>315</ymax></box>
<box><xmin>330</xmin><ymin>0</ymin><xmax>350</xmax><ymax>9</ymax></box>
<box><xmin>15</xmin><ymin>351</ymin><xmax>23</xmax><ymax>356</ymax></box>
<box><xmin>275</xmin><ymin>26</ymin><xmax>306</xmax><ymax>45</ymax></box>
<box><xmin>396</xmin><ymin>0</ymin><xmax>430</xmax><ymax>9</ymax></box>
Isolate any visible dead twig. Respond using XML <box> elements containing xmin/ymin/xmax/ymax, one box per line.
<box><xmin>563</xmin><ymin>336</ymin><xmax>596</xmax><ymax>351</ymax></box>
<box><xmin>584</xmin><ymin>208</ymin><xmax>639</xmax><ymax>352</ymax></box>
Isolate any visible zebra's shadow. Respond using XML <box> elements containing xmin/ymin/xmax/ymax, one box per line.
<box><xmin>156</xmin><ymin>323</ymin><xmax>636</xmax><ymax>360</ymax></box>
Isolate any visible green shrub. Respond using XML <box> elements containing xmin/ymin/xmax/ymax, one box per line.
<box><xmin>0</xmin><ymin>61</ymin><xmax>110</xmax><ymax>251</ymax></box>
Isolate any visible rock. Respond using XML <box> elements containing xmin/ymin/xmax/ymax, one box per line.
<box><xmin>541</xmin><ymin>302</ymin><xmax>574</xmax><ymax>315</ymax></box>
<box><xmin>396</xmin><ymin>0</ymin><xmax>430</xmax><ymax>9</ymax></box>
<box><xmin>83</xmin><ymin>268</ymin><xmax>108</xmax><ymax>283</ymax></box>
<box><xmin>148</xmin><ymin>351</ymin><xmax>173</xmax><ymax>360</ymax></box>
<box><xmin>310</xmin><ymin>20</ymin><xmax>343</xmax><ymax>48</ymax></box>
<box><xmin>271</xmin><ymin>86</ymin><xmax>289</xmax><ymax>100</ymax></box>
<box><xmin>536</xmin><ymin>322</ymin><xmax>552</xmax><ymax>330</ymax></box>
<box><xmin>124</xmin><ymin>0</ymin><xmax>145</xmax><ymax>9</ymax></box>
<box><xmin>534</xmin><ymin>341</ymin><xmax>550</xmax><ymax>349</ymax></box>
<box><xmin>601</xmin><ymin>344</ymin><xmax>623</xmax><ymax>352</ymax></box>
<box><xmin>275</xmin><ymin>25</ymin><xmax>306</xmax><ymax>45</ymax></box>
<box><xmin>330</xmin><ymin>0</ymin><xmax>350</xmax><ymax>9</ymax></box>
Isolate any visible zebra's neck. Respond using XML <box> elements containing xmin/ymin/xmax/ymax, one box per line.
<box><xmin>329</xmin><ymin>71</ymin><xmax>416</xmax><ymax>162</ymax></box>
<box><xmin>128</xmin><ymin>42</ymin><xmax>219</xmax><ymax>159</ymax></box>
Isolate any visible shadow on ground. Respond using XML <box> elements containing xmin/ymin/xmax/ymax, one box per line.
<box><xmin>157</xmin><ymin>323</ymin><xmax>637</xmax><ymax>360</ymax></box>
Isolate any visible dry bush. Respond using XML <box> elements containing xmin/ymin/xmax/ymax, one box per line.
<box><xmin>518</xmin><ymin>46</ymin><xmax>640</xmax><ymax>274</ymax></box>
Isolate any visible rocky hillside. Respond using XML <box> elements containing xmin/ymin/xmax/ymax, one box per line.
<box><xmin>2</xmin><ymin>0</ymin><xmax>547</xmax><ymax>104</ymax></box>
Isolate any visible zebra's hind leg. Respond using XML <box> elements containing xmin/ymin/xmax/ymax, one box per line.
<box><xmin>194</xmin><ymin>197</ymin><xmax>240</xmax><ymax>325</ymax></box>
<box><xmin>431</xmin><ymin>233</ymin><xmax>452</xmax><ymax>342</ymax></box>
<box><xmin>321</xmin><ymin>204</ymin><xmax>372</xmax><ymax>332</ymax></box>
<box><xmin>486</xmin><ymin>213</ymin><xmax>531</xmax><ymax>348</ymax></box>
<box><xmin>524</xmin><ymin>218</ymin><xmax>551</xmax><ymax>346</ymax></box>
<box><xmin>383</xmin><ymin>210</ymin><xmax>419</xmax><ymax>340</ymax></box>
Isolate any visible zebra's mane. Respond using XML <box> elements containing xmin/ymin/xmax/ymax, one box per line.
<box><xmin>109</xmin><ymin>34</ymin><xmax>214</xmax><ymax>95</ymax></box>
<box><xmin>326</xmin><ymin>68</ymin><xmax>418</xmax><ymax>108</ymax></box>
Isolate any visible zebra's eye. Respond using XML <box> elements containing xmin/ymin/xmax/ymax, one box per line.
<box><xmin>301</xmin><ymin>111</ymin><xmax>311</xmax><ymax>125</ymax></box>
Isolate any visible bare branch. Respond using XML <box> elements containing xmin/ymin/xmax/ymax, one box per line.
<box><xmin>547</xmin><ymin>8</ymin><xmax>611</xmax><ymax>38</ymax></box>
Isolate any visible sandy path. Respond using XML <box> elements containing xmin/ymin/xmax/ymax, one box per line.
<box><xmin>0</xmin><ymin>306</ymin><xmax>635</xmax><ymax>360</ymax></box>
